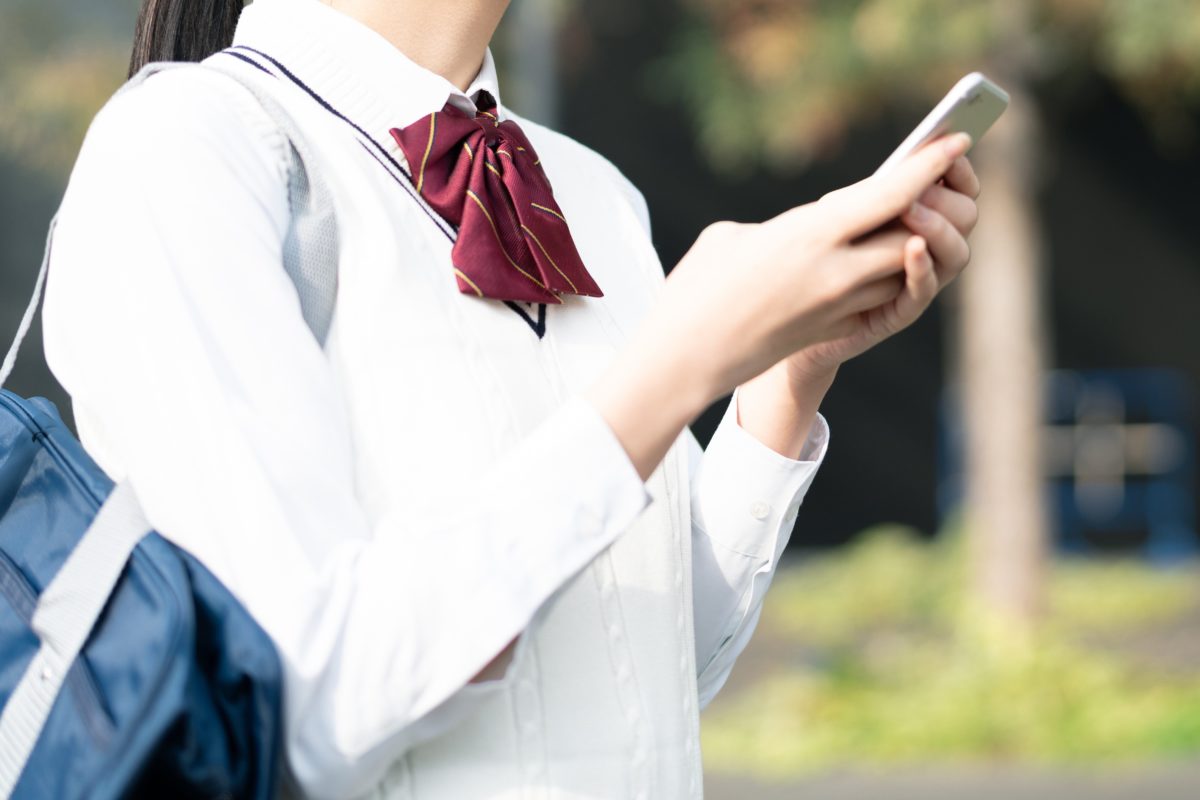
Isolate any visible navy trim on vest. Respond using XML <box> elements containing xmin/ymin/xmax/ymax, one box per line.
<box><xmin>222</xmin><ymin>46</ymin><xmax>551</xmax><ymax>338</ymax></box>
<box><xmin>225</xmin><ymin>46</ymin><xmax>456</xmax><ymax>242</ymax></box>
<box><xmin>505</xmin><ymin>302</ymin><xmax>547</xmax><ymax>337</ymax></box>
<box><xmin>353</xmin><ymin>140</ymin><xmax>453</xmax><ymax>241</ymax></box>
<box><xmin>356</xmin><ymin>137</ymin><xmax>546</xmax><ymax>333</ymax></box>
<box><xmin>219</xmin><ymin>50</ymin><xmax>276</xmax><ymax>78</ymax></box>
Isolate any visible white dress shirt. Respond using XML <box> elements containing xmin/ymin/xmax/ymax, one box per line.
<box><xmin>42</xmin><ymin>0</ymin><xmax>829</xmax><ymax>796</ymax></box>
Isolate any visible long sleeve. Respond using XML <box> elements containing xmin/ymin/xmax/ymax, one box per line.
<box><xmin>604</xmin><ymin>164</ymin><xmax>831</xmax><ymax>709</ymax></box>
<box><xmin>41</xmin><ymin>69</ymin><xmax>650</xmax><ymax>799</ymax></box>
<box><xmin>688</xmin><ymin>391</ymin><xmax>829</xmax><ymax>709</ymax></box>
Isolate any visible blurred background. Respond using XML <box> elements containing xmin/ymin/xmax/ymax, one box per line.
<box><xmin>3</xmin><ymin>0</ymin><xmax>1199</xmax><ymax>797</ymax></box>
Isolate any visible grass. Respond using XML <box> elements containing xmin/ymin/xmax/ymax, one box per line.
<box><xmin>701</xmin><ymin>525</ymin><xmax>1200</xmax><ymax>779</ymax></box>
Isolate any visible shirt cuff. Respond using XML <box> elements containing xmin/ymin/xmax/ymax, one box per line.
<box><xmin>691</xmin><ymin>388</ymin><xmax>829</xmax><ymax>561</ymax></box>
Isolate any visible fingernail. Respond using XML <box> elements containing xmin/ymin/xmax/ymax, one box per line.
<box><xmin>908</xmin><ymin>202</ymin><xmax>931</xmax><ymax>223</ymax></box>
<box><xmin>945</xmin><ymin>132</ymin><xmax>972</xmax><ymax>156</ymax></box>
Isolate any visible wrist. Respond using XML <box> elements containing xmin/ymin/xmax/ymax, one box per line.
<box><xmin>784</xmin><ymin>352</ymin><xmax>840</xmax><ymax>390</ymax></box>
<box><xmin>736</xmin><ymin>360</ymin><xmax>835</xmax><ymax>459</ymax></box>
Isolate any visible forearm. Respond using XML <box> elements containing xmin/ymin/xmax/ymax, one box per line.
<box><xmin>590</xmin><ymin>324</ymin><xmax>836</xmax><ymax>478</ymax></box>
<box><xmin>588</xmin><ymin>319</ymin><xmax>715</xmax><ymax>481</ymax></box>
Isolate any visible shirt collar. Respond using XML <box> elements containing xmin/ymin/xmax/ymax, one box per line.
<box><xmin>232</xmin><ymin>0</ymin><xmax>503</xmax><ymax>145</ymax></box>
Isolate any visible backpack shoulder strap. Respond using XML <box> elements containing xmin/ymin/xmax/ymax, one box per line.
<box><xmin>0</xmin><ymin>58</ymin><xmax>340</xmax><ymax>393</ymax></box>
<box><xmin>0</xmin><ymin>481</ymin><xmax>152</xmax><ymax>797</ymax></box>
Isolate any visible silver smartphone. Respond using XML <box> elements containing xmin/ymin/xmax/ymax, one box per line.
<box><xmin>874</xmin><ymin>72</ymin><xmax>1010</xmax><ymax>176</ymax></box>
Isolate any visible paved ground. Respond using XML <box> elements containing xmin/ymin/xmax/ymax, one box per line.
<box><xmin>705</xmin><ymin>764</ymin><xmax>1200</xmax><ymax>799</ymax></box>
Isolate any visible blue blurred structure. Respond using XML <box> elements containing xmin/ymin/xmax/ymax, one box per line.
<box><xmin>939</xmin><ymin>369</ymin><xmax>1197</xmax><ymax>563</ymax></box>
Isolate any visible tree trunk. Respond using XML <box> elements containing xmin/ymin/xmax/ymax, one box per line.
<box><xmin>956</xmin><ymin>85</ymin><xmax>1049</xmax><ymax>629</ymax></box>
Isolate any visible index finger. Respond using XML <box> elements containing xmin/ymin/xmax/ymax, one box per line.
<box><xmin>824</xmin><ymin>133</ymin><xmax>972</xmax><ymax>241</ymax></box>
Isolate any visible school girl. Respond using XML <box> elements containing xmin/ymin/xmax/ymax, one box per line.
<box><xmin>43</xmin><ymin>0</ymin><xmax>979</xmax><ymax>796</ymax></box>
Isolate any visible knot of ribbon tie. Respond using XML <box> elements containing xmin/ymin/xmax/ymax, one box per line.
<box><xmin>389</xmin><ymin>92</ymin><xmax>603</xmax><ymax>304</ymax></box>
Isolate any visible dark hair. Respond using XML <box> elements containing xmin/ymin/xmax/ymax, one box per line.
<box><xmin>128</xmin><ymin>0</ymin><xmax>245</xmax><ymax>78</ymax></box>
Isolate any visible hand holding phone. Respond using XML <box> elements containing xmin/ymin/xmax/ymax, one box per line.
<box><xmin>864</xmin><ymin>72</ymin><xmax>1006</xmax><ymax>293</ymax></box>
<box><xmin>875</xmin><ymin>72</ymin><xmax>1010</xmax><ymax>177</ymax></box>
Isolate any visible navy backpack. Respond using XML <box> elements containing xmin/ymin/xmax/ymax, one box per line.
<box><xmin>0</xmin><ymin>56</ymin><xmax>339</xmax><ymax>799</ymax></box>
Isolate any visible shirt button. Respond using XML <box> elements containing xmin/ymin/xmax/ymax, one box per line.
<box><xmin>750</xmin><ymin>500</ymin><xmax>771</xmax><ymax>521</ymax></box>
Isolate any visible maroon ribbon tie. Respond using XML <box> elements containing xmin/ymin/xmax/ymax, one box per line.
<box><xmin>390</xmin><ymin>93</ymin><xmax>603</xmax><ymax>304</ymax></box>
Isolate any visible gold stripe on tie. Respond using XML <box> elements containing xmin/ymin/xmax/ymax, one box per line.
<box><xmin>485</xmin><ymin>161</ymin><xmax>503</xmax><ymax>178</ymax></box>
<box><xmin>416</xmin><ymin>112</ymin><xmax>437</xmax><ymax>193</ymax></box>
<box><xmin>465</xmin><ymin>189</ymin><xmax>547</xmax><ymax>290</ymax></box>
<box><xmin>521</xmin><ymin>223</ymin><xmax>579</xmax><ymax>294</ymax></box>
<box><xmin>453</xmin><ymin>268</ymin><xmax>485</xmax><ymax>297</ymax></box>
<box><xmin>530</xmin><ymin>202</ymin><xmax>567</xmax><ymax>224</ymax></box>
<box><xmin>463</xmin><ymin>141</ymin><xmax>474</xmax><ymax>161</ymax></box>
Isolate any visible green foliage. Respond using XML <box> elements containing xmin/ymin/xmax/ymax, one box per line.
<box><xmin>701</xmin><ymin>527</ymin><xmax>1200</xmax><ymax>778</ymax></box>
<box><xmin>1051</xmin><ymin>557</ymin><xmax>1199</xmax><ymax>633</ymax></box>
<box><xmin>666</xmin><ymin>0</ymin><xmax>1200</xmax><ymax>170</ymax></box>
<box><xmin>0</xmin><ymin>48</ymin><xmax>130</xmax><ymax>176</ymax></box>
<box><xmin>0</xmin><ymin>0</ymin><xmax>131</xmax><ymax>176</ymax></box>
<box><xmin>762</xmin><ymin>524</ymin><xmax>964</xmax><ymax>644</ymax></box>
